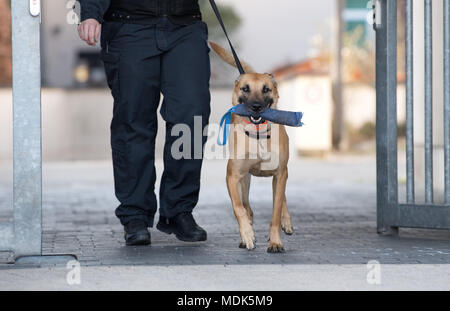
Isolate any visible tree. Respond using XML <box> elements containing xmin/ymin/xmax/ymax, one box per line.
<box><xmin>199</xmin><ymin>0</ymin><xmax>241</xmax><ymax>40</ymax></box>
<box><xmin>199</xmin><ymin>0</ymin><xmax>243</xmax><ymax>86</ymax></box>
<box><xmin>0</xmin><ymin>0</ymin><xmax>12</xmax><ymax>86</ymax></box>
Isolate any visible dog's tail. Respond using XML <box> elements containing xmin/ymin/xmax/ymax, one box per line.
<box><xmin>209</xmin><ymin>41</ymin><xmax>255</xmax><ymax>74</ymax></box>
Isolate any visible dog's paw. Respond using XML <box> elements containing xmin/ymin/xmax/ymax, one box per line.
<box><xmin>241</xmin><ymin>241</ymin><xmax>256</xmax><ymax>250</ymax></box>
<box><xmin>267</xmin><ymin>242</ymin><xmax>285</xmax><ymax>253</ymax></box>
<box><xmin>239</xmin><ymin>242</ymin><xmax>247</xmax><ymax>249</ymax></box>
<box><xmin>239</xmin><ymin>238</ymin><xmax>257</xmax><ymax>249</ymax></box>
<box><xmin>240</xmin><ymin>229</ymin><xmax>256</xmax><ymax>250</ymax></box>
<box><xmin>282</xmin><ymin>218</ymin><xmax>294</xmax><ymax>236</ymax></box>
<box><xmin>282</xmin><ymin>225</ymin><xmax>294</xmax><ymax>236</ymax></box>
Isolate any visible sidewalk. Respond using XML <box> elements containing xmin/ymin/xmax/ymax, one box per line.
<box><xmin>0</xmin><ymin>155</ymin><xmax>449</xmax><ymax>289</ymax></box>
<box><xmin>1</xmin><ymin>265</ymin><xmax>450</xmax><ymax>291</ymax></box>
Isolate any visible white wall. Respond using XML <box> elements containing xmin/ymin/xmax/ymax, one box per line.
<box><xmin>278</xmin><ymin>75</ymin><xmax>333</xmax><ymax>154</ymax></box>
<box><xmin>277</xmin><ymin>76</ymin><xmax>406</xmax><ymax>155</ymax></box>
<box><xmin>344</xmin><ymin>83</ymin><xmax>406</xmax><ymax>129</ymax></box>
<box><xmin>0</xmin><ymin>88</ymin><xmax>12</xmax><ymax>162</ymax></box>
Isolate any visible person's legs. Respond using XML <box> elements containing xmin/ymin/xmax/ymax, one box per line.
<box><xmin>158</xmin><ymin>21</ymin><xmax>211</xmax><ymax>219</ymax></box>
<box><xmin>101</xmin><ymin>22</ymin><xmax>162</xmax><ymax>228</ymax></box>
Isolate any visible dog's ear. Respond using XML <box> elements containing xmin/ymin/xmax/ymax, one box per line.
<box><xmin>266</xmin><ymin>73</ymin><xmax>278</xmax><ymax>87</ymax></box>
<box><xmin>234</xmin><ymin>75</ymin><xmax>242</xmax><ymax>85</ymax></box>
<box><xmin>266</xmin><ymin>73</ymin><xmax>279</xmax><ymax>101</ymax></box>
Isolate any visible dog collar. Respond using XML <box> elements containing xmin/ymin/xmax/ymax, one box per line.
<box><xmin>241</xmin><ymin>117</ymin><xmax>271</xmax><ymax>140</ymax></box>
<box><xmin>245</xmin><ymin>130</ymin><xmax>271</xmax><ymax>140</ymax></box>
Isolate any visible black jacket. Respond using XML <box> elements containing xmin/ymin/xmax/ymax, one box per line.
<box><xmin>80</xmin><ymin>0</ymin><xmax>201</xmax><ymax>23</ymax></box>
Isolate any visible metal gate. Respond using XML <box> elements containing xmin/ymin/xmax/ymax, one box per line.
<box><xmin>0</xmin><ymin>1</ymin><xmax>75</xmax><ymax>264</ymax></box>
<box><xmin>376</xmin><ymin>0</ymin><xmax>450</xmax><ymax>234</ymax></box>
<box><xmin>0</xmin><ymin>0</ymin><xmax>42</xmax><ymax>260</ymax></box>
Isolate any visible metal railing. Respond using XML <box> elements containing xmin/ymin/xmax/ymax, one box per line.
<box><xmin>376</xmin><ymin>0</ymin><xmax>450</xmax><ymax>233</ymax></box>
<box><xmin>0</xmin><ymin>0</ymin><xmax>42</xmax><ymax>260</ymax></box>
<box><xmin>445</xmin><ymin>0</ymin><xmax>450</xmax><ymax>204</ymax></box>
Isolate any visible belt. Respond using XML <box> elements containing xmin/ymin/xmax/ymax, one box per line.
<box><xmin>104</xmin><ymin>10</ymin><xmax>202</xmax><ymax>25</ymax></box>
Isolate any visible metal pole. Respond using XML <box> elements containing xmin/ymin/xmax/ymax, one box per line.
<box><xmin>332</xmin><ymin>0</ymin><xmax>346</xmax><ymax>151</ymax></box>
<box><xmin>11</xmin><ymin>0</ymin><xmax>42</xmax><ymax>257</ymax></box>
<box><xmin>444</xmin><ymin>0</ymin><xmax>450</xmax><ymax>204</ymax></box>
<box><xmin>376</xmin><ymin>0</ymin><xmax>399</xmax><ymax>235</ymax></box>
<box><xmin>405</xmin><ymin>0</ymin><xmax>415</xmax><ymax>204</ymax></box>
<box><xmin>424</xmin><ymin>0</ymin><xmax>433</xmax><ymax>204</ymax></box>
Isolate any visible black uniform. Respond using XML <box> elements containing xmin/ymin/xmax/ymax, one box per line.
<box><xmin>80</xmin><ymin>0</ymin><xmax>211</xmax><ymax>227</ymax></box>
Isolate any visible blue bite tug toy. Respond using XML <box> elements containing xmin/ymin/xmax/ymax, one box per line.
<box><xmin>218</xmin><ymin>104</ymin><xmax>304</xmax><ymax>146</ymax></box>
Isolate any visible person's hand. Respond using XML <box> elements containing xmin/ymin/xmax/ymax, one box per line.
<box><xmin>78</xmin><ymin>19</ymin><xmax>101</xmax><ymax>46</ymax></box>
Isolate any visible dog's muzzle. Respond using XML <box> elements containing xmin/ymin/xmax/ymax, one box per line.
<box><xmin>247</xmin><ymin>102</ymin><xmax>268</xmax><ymax>124</ymax></box>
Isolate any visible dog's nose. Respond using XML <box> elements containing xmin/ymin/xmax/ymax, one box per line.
<box><xmin>250</xmin><ymin>102</ymin><xmax>263</xmax><ymax>112</ymax></box>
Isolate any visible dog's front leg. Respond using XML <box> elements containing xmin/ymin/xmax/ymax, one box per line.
<box><xmin>227</xmin><ymin>169</ymin><xmax>256</xmax><ymax>250</ymax></box>
<box><xmin>268</xmin><ymin>169</ymin><xmax>288</xmax><ymax>253</ymax></box>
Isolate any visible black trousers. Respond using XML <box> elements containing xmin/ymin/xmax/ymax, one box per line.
<box><xmin>100</xmin><ymin>17</ymin><xmax>211</xmax><ymax>227</ymax></box>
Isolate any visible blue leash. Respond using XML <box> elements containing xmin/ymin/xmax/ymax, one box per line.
<box><xmin>217</xmin><ymin>107</ymin><xmax>235</xmax><ymax>146</ymax></box>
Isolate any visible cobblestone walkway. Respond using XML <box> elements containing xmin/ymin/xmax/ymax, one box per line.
<box><xmin>1</xmin><ymin>156</ymin><xmax>449</xmax><ymax>267</ymax></box>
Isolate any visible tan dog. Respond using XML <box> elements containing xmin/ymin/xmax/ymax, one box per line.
<box><xmin>210</xmin><ymin>42</ymin><xmax>293</xmax><ymax>253</ymax></box>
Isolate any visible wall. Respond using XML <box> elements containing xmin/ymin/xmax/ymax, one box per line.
<box><xmin>278</xmin><ymin>75</ymin><xmax>333</xmax><ymax>155</ymax></box>
<box><xmin>41</xmin><ymin>1</ymin><xmax>96</xmax><ymax>88</ymax></box>
<box><xmin>278</xmin><ymin>76</ymin><xmax>406</xmax><ymax>155</ymax></box>
<box><xmin>0</xmin><ymin>0</ymin><xmax>12</xmax><ymax>85</ymax></box>
<box><xmin>344</xmin><ymin>83</ymin><xmax>406</xmax><ymax>129</ymax></box>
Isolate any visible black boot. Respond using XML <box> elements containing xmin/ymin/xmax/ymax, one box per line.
<box><xmin>124</xmin><ymin>220</ymin><xmax>151</xmax><ymax>246</ymax></box>
<box><xmin>157</xmin><ymin>212</ymin><xmax>207</xmax><ymax>242</ymax></box>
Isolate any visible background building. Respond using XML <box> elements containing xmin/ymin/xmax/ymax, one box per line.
<box><xmin>0</xmin><ymin>0</ymin><xmax>11</xmax><ymax>86</ymax></box>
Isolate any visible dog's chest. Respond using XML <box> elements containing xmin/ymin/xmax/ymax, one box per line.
<box><xmin>247</xmin><ymin>139</ymin><xmax>274</xmax><ymax>158</ymax></box>
<box><xmin>231</xmin><ymin>123</ymin><xmax>283</xmax><ymax>172</ymax></box>
<box><xmin>247</xmin><ymin>139</ymin><xmax>281</xmax><ymax>174</ymax></box>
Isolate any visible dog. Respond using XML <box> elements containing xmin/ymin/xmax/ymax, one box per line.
<box><xmin>210</xmin><ymin>42</ymin><xmax>293</xmax><ymax>253</ymax></box>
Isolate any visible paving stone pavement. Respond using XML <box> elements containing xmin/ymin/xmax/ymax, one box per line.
<box><xmin>0</xmin><ymin>155</ymin><xmax>450</xmax><ymax>267</ymax></box>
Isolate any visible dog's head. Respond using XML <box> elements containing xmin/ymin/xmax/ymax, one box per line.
<box><xmin>232</xmin><ymin>73</ymin><xmax>280</xmax><ymax>124</ymax></box>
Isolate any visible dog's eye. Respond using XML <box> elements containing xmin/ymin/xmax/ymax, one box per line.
<box><xmin>241</xmin><ymin>85</ymin><xmax>250</xmax><ymax>93</ymax></box>
<box><xmin>262</xmin><ymin>86</ymin><xmax>272</xmax><ymax>94</ymax></box>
